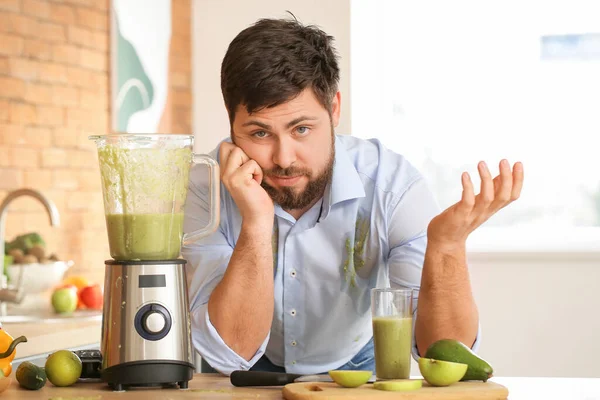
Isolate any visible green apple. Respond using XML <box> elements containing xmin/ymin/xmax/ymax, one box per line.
<box><xmin>51</xmin><ymin>287</ymin><xmax>78</xmax><ymax>314</ymax></box>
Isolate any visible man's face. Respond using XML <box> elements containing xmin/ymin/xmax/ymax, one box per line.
<box><xmin>231</xmin><ymin>89</ymin><xmax>341</xmax><ymax>211</ymax></box>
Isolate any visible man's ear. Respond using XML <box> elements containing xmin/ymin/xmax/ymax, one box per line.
<box><xmin>331</xmin><ymin>91</ymin><xmax>341</xmax><ymax>128</ymax></box>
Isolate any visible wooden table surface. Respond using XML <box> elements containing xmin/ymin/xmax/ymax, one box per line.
<box><xmin>0</xmin><ymin>374</ymin><xmax>598</xmax><ymax>399</ymax></box>
<box><xmin>0</xmin><ymin>373</ymin><xmax>281</xmax><ymax>399</ymax></box>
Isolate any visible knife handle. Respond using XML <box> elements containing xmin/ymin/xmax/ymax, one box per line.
<box><xmin>230</xmin><ymin>370</ymin><xmax>302</xmax><ymax>386</ymax></box>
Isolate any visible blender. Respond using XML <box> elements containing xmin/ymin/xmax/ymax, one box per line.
<box><xmin>90</xmin><ymin>134</ymin><xmax>219</xmax><ymax>391</ymax></box>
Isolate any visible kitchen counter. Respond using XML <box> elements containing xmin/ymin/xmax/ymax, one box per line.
<box><xmin>2</xmin><ymin>310</ymin><xmax>102</xmax><ymax>360</ymax></box>
<box><xmin>0</xmin><ymin>374</ymin><xmax>598</xmax><ymax>399</ymax></box>
<box><xmin>0</xmin><ymin>373</ymin><xmax>281</xmax><ymax>399</ymax></box>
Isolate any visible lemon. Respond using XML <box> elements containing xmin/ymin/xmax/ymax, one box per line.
<box><xmin>45</xmin><ymin>350</ymin><xmax>82</xmax><ymax>387</ymax></box>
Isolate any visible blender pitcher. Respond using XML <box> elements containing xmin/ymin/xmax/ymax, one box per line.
<box><xmin>90</xmin><ymin>134</ymin><xmax>219</xmax><ymax>261</ymax></box>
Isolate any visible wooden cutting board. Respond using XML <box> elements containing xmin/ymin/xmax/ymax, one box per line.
<box><xmin>283</xmin><ymin>381</ymin><xmax>509</xmax><ymax>400</ymax></box>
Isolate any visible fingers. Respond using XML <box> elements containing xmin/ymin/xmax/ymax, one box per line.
<box><xmin>219</xmin><ymin>142</ymin><xmax>264</xmax><ymax>192</ymax></box>
<box><xmin>471</xmin><ymin>159</ymin><xmax>523</xmax><ymax>218</ymax></box>
<box><xmin>458</xmin><ymin>171</ymin><xmax>475</xmax><ymax>212</ymax></box>
<box><xmin>234</xmin><ymin>159</ymin><xmax>264</xmax><ymax>185</ymax></box>
<box><xmin>220</xmin><ymin>143</ymin><xmax>250</xmax><ymax>180</ymax></box>
<box><xmin>490</xmin><ymin>159</ymin><xmax>513</xmax><ymax>210</ymax></box>
<box><xmin>511</xmin><ymin>161</ymin><xmax>524</xmax><ymax>201</ymax></box>
<box><xmin>477</xmin><ymin>161</ymin><xmax>495</xmax><ymax>207</ymax></box>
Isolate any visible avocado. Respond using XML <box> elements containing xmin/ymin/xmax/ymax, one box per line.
<box><xmin>424</xmin><ymin>339</ymin><xmax>493</xmax><ymax>382</ymax></box>
<box><xmin>16</xmin><ymin>361</ymin><xmax>47</xmax><ymax>390</ymax></box>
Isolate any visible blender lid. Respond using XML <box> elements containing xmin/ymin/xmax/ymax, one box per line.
<box><xmin>89</xmin><ymin>134</ymin><xmax>194</xmax><ymax>141</ymax></box>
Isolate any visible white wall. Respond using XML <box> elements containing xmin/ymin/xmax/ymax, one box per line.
<box><xmin>469</xmin><ymin>253</ymin><xmax>600</xmax><ymax>378</ymax></box>
<box><xmin>406</xmin><ymin>253</ymin><xmax>600</xmax><ymax>379</ymax></box>
<box><xmin>192</xmin><ymin>0</ymin><xmax>351</xmax><ymax>154</ymax></box>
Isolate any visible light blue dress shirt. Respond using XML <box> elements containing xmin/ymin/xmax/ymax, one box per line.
<box><xmin>183</xmin><ymin>134</ymin><xmax>481</xmax><ymax>376</ymax></box>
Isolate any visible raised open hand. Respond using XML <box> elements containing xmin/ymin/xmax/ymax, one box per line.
<box><xmin>427</xmin><ymin>159</ymin><xmax>524</xmax><ymax>251</ymax></box>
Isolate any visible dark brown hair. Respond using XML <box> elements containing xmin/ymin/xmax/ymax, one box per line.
<box><xmin>221</xmin><ymin>17</ymin><xmax>340</xmax><ymax>124</ymax></box>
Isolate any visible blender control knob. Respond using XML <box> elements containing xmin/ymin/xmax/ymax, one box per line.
<box><xmin>144</xmin><ymin>311</ymin><xmax>166</xmax><ymax>334</ymax></box>
<box><xmin>134</xmin><ymin>303</ymin><xmax>172</xmax><ymax>341</ymax></box>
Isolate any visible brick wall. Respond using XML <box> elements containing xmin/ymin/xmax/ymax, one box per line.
<box><xmin>0</xmin><ymin>0</ymin><xmax>192</xmax><ymax>284</ymax></box>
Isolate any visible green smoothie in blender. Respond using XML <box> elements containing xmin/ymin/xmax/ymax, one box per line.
<box><xmin>105</xmin><ymin>213</ymin><xmax>184</xmax><ymax>260</ymax></box>
<box><xmin>97</xmin><ymin>143</ymin><xmax>192</xmax><ymax>261</ymax></box>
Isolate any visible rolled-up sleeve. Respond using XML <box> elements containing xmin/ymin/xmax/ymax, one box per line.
<box><xmin>190</xmin><ymin>304</ymin><xmax>270</xmax><ymax>374</ymax></box>
<box><xmin>386</xmin><ymin>177</ymin><xmax>482</xmax><ymax>361</ymax></box>
<box><xmin>182</xmin><ymin>160</ymin><xmax>269</xmax><ymax>375</ymax></box>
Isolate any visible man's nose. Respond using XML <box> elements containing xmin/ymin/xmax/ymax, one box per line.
<box><xmin>272</xmin><ymin>138</ymin><xmax>297</xmax><ymax>169</ymax></box>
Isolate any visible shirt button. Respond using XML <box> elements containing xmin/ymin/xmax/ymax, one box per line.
<box><xmin>290</xmin><ymin>309</ymin><xmax>296</xmax><ymax>316</ymax></box>
<box><xmin>291</xmin><ymin>340</ymin><xmax>297</xmax><ymax>346</ymax></box>
<box><xmin>290</xmin><ymin>270</ymin><xmax>297</xmax><ymax>277</ymax></box>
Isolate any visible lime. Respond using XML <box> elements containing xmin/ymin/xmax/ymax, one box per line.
<box><xmin>45</xmin><ymin>350</ymin><xmax>82</xmax><ymax>387</ymax></box>
<box><xmin>328</xmin><ymin>370</ymin><xmax>372</xmax><ymax>388</ymax></box>
<box><xmin>373</xmin><ymin>379</ymin><xmax>423</xmax><ymax>391</ymax></box>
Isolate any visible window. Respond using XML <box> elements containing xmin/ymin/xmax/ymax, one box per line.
<box><xmin>351</xmin><ymin>0</ymin><xmax>600</xmax><ymax>252</ymax></box>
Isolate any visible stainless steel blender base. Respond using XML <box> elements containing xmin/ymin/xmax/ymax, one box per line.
<box><xmin>101</xmin><ymin>259</ymin><xmax>195</xmax><ymax>389</ymax></box>
<box><xmin>102</xmin><ymin>360</ymin><xmax>194</xmax><ymax>390</ymax></box>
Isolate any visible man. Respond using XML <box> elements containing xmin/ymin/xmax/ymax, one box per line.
<box><xmin>182</xmin><ymin>17</ymin><xmax>524</xmax><ymax>375</ymax></box>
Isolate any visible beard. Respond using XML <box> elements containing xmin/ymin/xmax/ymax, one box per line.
<box><xmin>261</xmin><ymin>134</ymin><xmax>335</xmax><ymax>210</ymax></box>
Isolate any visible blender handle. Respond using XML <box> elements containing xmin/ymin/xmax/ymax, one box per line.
<box><xmin>183</xmin><ymin>154</ymin><xmax>221</xmax><ymax>245</ymax></box>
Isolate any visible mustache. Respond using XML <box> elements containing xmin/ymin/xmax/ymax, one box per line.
<box><xmin>263</xmin><ymin>166</ymin><xmax>310</xmax><ymax>177</ymax></box>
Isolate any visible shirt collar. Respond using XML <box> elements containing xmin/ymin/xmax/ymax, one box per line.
<box><xmin>319</xmin><ymin>136</ymin><xmax>366</xmax><ymax>221</ymax></box>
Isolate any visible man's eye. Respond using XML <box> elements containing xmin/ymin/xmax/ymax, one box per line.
<box><xmin>296</xmin><ymin>126</ymin><xmax>310</xmax><ymax>135</ymax></box>
<box><xmin>253</xmin><ymin>131</ymin><xmax>268</xmax><ymax>138</ymax></box>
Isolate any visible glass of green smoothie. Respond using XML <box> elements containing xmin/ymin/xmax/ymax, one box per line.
<box><xmin>371</xmin><ymin>288</ymin><xmax>413</xmax><ymax>380</ymax></box>
<box><xmin>90</xmin><ymin>134</ymin><xmax>220</xmax><ymax>261</ymax></box>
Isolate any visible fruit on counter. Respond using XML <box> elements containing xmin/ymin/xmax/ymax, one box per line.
<box><xmin>51</xmin><ymin>286</ymin><xmax>78</xmax><ymax>314</ymax></box>
<box><xmin>45</xmin><ymin>350</ymin><xmax>82</xmax><ymax>387</ymax></box>
<box><xmin>61</xmin><ymin>276</ymin><xmax>91</xmax><ymax>310</ymax></box>
<box><xmin>418</xmin><ymin>358</ymin><xmax>468</xmax><ymax>386</ymax></box>
<box><xmin>4</xmin><ymin>232</ymin><xmax>63</xmax><ymax>267</ymax></box>
<box><xmin>0</xmin><ymin>322</ymin><xmax>28</xmax><ymax>376</ymax></box>
<box><xmin>5</xmin><ymin>232</ymin><xmax>45</xmax><ymax>254</ymax></box>
<box><xmin>27</xmin><ymin>244</ymin><xmax>45</xmax><ymax>261</ymax></box>
<box><xmin>16</xmin><ymin>361</ymin><xmax>47</xmax><ymax>390</ymax></box>
<box><xmin>79</xmin><ymin>284</ymin><xmax>103</xmax><ymax>310</ymax></box>
<box><xmin>62</xmin><ymin>275</ymin><xmax>90</xmax><ymax>291</ymax></box>
<box><xmin>21</xmin><ymin>254</ymin><xmax>38</xmax><ymax>264</ymax></box>
<box><xmin>373</xmin><ymin>379</ymin><xmax>423</xmax><ymax>391</ymax></box>
<box><xmin>328</xmin><ymin>370</ymin><xmax>372</xmax><ymax>388</ymax></box>
<box><xmin>7</xmin><ymin>249</ymin><xmax>23</xmax><ymax>264</ymax></box>
<box><xmin>424</xmin><ymin>339</ymin><xmax>494</xmax><ymax>382</ymax></box>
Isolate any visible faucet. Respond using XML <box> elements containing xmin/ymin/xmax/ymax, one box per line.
<box><xmin>0</xmin><ymin>189</ymin><xmax>60</xmax><ymax>308</ymax></box>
